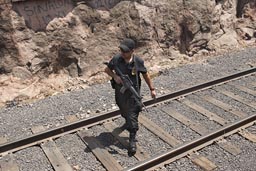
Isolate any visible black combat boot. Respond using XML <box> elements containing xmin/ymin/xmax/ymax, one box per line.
<box><xmin>128</xmin><ymin>132</ymin><xmax>137</xmax><ymax>156</ymax></box>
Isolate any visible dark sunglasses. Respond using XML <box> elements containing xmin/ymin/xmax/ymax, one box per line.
<box><xmin>120</xmin><ymin>48</ymin><xmax>130</xmax><ymax>53</ymax></box>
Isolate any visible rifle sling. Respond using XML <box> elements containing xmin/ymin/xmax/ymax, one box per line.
<box><xmin>134</xmin><ymin>55</ymin><xmax>140</xmax><ymax>95</ymax></box>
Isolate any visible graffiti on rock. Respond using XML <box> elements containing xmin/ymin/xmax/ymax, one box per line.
<box><xmin>12</xmin><ymin>0</ymin><xmax>74</xmax><ymax>31</ymax></box>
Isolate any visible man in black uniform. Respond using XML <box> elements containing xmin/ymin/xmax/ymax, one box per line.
<box><xmin>104</xmin><ymin>38</ymin><xmax>156</xmax><ymax>156</ymax></box>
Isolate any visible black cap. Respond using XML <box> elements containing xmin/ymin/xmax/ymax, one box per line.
<box><xmin>119</xmin><ymin>38</ymin><xmax>135</xmax><ymax>52</ymax></box>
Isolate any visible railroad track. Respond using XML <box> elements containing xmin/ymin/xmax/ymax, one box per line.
<box><xmin>0</xmin><ymin>68</ymin><xmax>255</xmax><ymax>171</ymax></box>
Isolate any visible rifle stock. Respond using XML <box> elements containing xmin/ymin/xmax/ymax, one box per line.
<box><xmin>104</xmin><ymin>62</ymin><xmax>147</xmax><ymax>111</ymax></box>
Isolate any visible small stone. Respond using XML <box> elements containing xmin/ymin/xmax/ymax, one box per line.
<box><xmin>112</xmin><ymin>106</ymin><xmax>118</xmax><ymax>110</ymax></box>
<box><xmin>73</xmin><ymin>165</ymin><xmax>80</xmax><ymax>170</ymax></box>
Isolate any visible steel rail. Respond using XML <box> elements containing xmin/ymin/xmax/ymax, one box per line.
<box><xmin>123</xmin><ymin>114</ymin><xmax>256</xmax><ymax>171</ymax></box>
<box><xmin>144</xmin><ymin>67</ymin><xmax>256</xmax><ymax>106</ymax></box>
<box><xmin>0</xmin><ymin>67</ymin><xmax>255</xmax><ymax>155</ymax></box>
<box><xmin>0</xmin><ymin>110</ymin><xmax>119</xmax><ymax>155</ymax></box>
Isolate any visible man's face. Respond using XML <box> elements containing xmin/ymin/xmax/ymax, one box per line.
<box><xmin>120</xmin><ymin>49</ymin><xmax>133</xmax><ymax>59</ymax></box>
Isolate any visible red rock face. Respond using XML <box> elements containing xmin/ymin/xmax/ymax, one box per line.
<box><xmin>0</xmin><ymin>0</ymin><xmax>255</xmax><ymax>106</ymax></box>
<box><xmin>84</xmin><ymin>0</ymin><xmax>122</xmax><ymax>10</ymax></box>
<box><xmin>0</xmin><ymin>3</ymin><xmax>19</xmax><ymax>74</ymax></box>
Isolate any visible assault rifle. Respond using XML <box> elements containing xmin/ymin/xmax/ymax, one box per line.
<box><xmin>104</xmin><ymin>62</ymin><xmax>147</xmax><ymax>111</ymax></box>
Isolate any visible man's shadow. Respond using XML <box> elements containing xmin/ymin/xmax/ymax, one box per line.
<box><xmin>81</xmin><ymin>124</ymin><xmax>130</xmax><ymax>155</ymax></box>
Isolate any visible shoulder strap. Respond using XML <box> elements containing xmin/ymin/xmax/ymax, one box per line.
<box><xmin>134</xmin><ymin>55</ymin><xmax>140</xmax><ymax>95</ymax></box>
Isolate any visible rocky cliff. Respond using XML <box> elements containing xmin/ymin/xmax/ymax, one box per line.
<box><xmin>0</xmin><ymin>0</ymin><xmax>255</xmax><ymax>107</ymax></box>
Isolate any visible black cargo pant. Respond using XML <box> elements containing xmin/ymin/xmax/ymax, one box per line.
<box><xmin>115</xmin><ymin>84</ymin><xmax>142</xmax><ymax>133</ymax></box>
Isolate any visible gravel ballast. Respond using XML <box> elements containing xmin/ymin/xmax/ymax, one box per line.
<box><xmin>0</xmin><ymin>47</ymin><xmax>255</xmax><ymax>170</ymax></box>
